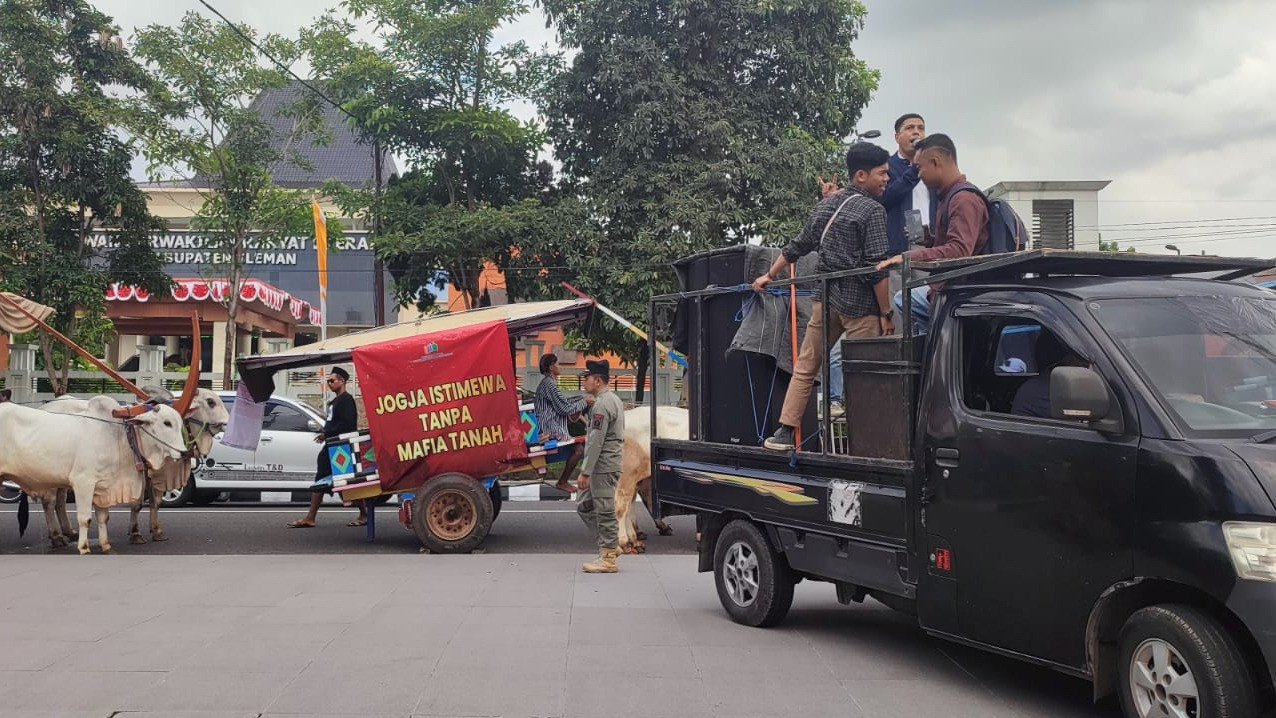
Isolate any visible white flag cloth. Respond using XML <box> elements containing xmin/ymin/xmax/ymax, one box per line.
<box><xmin>221</xmin><ymin>382</ymin><xmax>265</xmax><ymax>450</ymax></box>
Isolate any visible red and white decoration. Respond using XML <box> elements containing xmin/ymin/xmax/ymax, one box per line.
<box><xmin>106</xmin><ymin>278</ymin><xmax>323</xmax><ymax>325</ymax></box>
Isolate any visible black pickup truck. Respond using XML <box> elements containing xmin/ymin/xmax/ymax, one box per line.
<box><xmin>651</xmin><ymin>250</ymin><xmax>1276</xmax><ymax>718</ymax></box>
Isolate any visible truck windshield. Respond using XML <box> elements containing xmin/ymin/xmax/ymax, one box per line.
<box><xmin>1090</xmin><ymin>294</ymin><xmax>1276</xmax><ymax>436</ymax></box>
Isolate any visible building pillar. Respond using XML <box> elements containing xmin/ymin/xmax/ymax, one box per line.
<box><xmin>5</xmin><ymin>343</ymin><xmax>38</xmax><ymax>405</ymax></box>
<box><xmin>135</xmin><ymin>345</ymin><xmax>166</xmax><ymax>392</ymax></box>
<box><xmin>210</xmin><ymin>322</ymin><xmax>228</xmax><ymax>389</ymax></box>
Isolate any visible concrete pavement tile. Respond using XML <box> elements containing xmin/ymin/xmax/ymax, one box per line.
<box><xmin>230</xmin><ymin>617</ymin><xmax>351</xmax><ymax>643</ymax></box>
<box><xmin>309</xmin><ymin>629</ymin><xmax>450</xmax><ymax>672</ymax></box>
<box><xmin>435</xmin><ymin>643</ymin><xmax>566</xmax><ymax>672</ymax></box>
<box><xmin>416</xmin><ymin>668</ymin><xmax>564</xmax><ymax>718</ymax></box>
<box><xmin>268</xmin><ymin>665</ymin><xmax>422</xmax><ymax>715</ymax></box>
<box><xmin>0</xmin><ymin>712</ymin><xmax>113</xmax><ymax>718</ymax></box>
<box><xmin>473</xmin><ymin>578</ymin><xmax>575</xmax><ymax>608</ymax></box>
<box><xmin>692</xmin><ymin>644</ymin><xmax>838</xmax><ymax>681</ymax></box>
<box><xmin>123</xmin><ymin>605</ymin><xmax>263</xmax><ymax>642</ymax></box>
<box><xmin>704</xmin><ymin>676</ymin><xmax>866</xmax><ymax>718</ymax></box>
<box><xmin>566</xmin><ymin>675</ymin><xmax>708</xmax><ymax>718</ymax></box>
<box><xmin>571</xmin><ymin>583</ymin><xmax>672</xmax><ymax>610</ymax></box>
<box><xmin>672</xmin><ymin>608</ymin><xmax>810</xmax><ymax>648</ymax></box>
<box><xmin>568</xmin><ymin>606</ymin><xmax>687</xmax><ymax>647</ymax></box>
<box><xmin>48</xmin><ymin>636</ymin><xmax>207</xmax><ymax>672</ymax></box>
<box><xmin>790</xmin><ymin>606</ymin><xmax>969</xmax><ymax>682</ymax></box>
<box><xmin>841</xmin><ymin>678</ymin><xmax>1019</xmax><ymax>718</ymax></box>
<box><xmin>566</xmin><ymin>643</ymin><xmax>698</xmax><ymax>679</ymax></box>
<box><xmin>106</xmin><ymin>713</ymin><xmax>260</xmax><ymax>717</ymax></box>
<box><xmin>0</xmin><ymin>639</ymin><xmax>81</xmax><ymax>670</ymax></box>
<box><xmin>0</xmin><ymin>670</ymin><xmax>163</xmax><ymax>712</ymax></box>
<box><xmin>184</xmin><ymin>636</ymin><xmax>330</xmax><ymax>673</ymax></box>
<box><xmin>935</xmin><ymin>644</ymin><xmax>1106</xmax><ymax>717</ymax></box>
<box><xmin>449</xmin><ymin>615</ymin><xmax>570</xmax><ymax>648</ymax></box>
<box><xmin>463</xmin><ymin>605</ymin><xmax>571</xmax><ymax>627</ymax></box>
<box><xmin>139</xmin><ymin>670</ymin><xmax>293</xmax><ymax>712</ymax></box>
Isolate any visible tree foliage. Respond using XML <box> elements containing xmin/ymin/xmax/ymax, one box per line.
<box><xmin>536</xmin><ymin>0</ymin><xmax>878</xmax><ymax>355</ymax></box>
<box><xmin>301</xmin><ymin>0</ymin><xmax>564</xmax><ymax>310</ymax></box>
<box><xmin>0</xmin><ymin>0</ymin><xmax>170</xmax><ymax>393</ymax></box>
<box><xmin>134</xmin><ymin>12</ymin><xmax>338</xmax><ymax>386</ymax></box>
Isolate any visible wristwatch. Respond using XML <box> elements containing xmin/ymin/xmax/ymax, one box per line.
<box><xmin>881</xmin><ymin>310</ymin><xmax>894</xmax><ymax>320</ymax></box>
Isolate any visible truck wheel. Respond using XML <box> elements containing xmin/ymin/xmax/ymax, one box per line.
<box><xmin>411</xmin><ymin>473</ymin><xmax>494</xmax><ymax>554</ymax></box>
<box><xmin>1118</xmin><ymin>604</ymin><xmax>1258</xmax><ymax>718</ymax></box>
<box><xmin>489</xmin><ymin>483</ymin><xmax>503</xmax><ymax>520</ymax></box>
<box><xmin>713</xmin><ymin>520</ymin><xmax>794</xmax><ymax>627</ymax></box>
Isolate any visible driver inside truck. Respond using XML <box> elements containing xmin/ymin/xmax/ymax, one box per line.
<box><xmin>1011</xmin><ymin>329</ymin><xmax>1089</xmax><ymax>418</ymax></box>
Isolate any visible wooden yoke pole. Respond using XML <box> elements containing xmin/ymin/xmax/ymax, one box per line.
<box><xmin>789</xmin><ymin>265</ymin><xmax>801</xmax><ymax>449</ymax></box>
<box><xmin>0</xmin><ymin>292</ymin><xmax>149</xmax><ymax>401</ymax></box>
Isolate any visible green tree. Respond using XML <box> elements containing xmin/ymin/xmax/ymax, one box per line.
<box><xmin>537</xmin><ymin>0</ymin><xmax>878</xmax><ymax>355</ymax></box>
<box><xmin>0</xmin><ymin>0</ymin><xmax>170</xmax><ymax>394</ymax></box>
<box><xmin>300</xmin><ymin>0</ymin><xmax>563</xmax><ymax>310</ymax></box>
<box><xmin>134</xmin><ymin>12</ymin><xmax>337</xmax><ymax>386</ymax></box>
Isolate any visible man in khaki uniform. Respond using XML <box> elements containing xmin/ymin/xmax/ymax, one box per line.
<box><xmin>576</xmin><ymin>359</ymin><xmax>625</xmax><ymax>573</ymax></box>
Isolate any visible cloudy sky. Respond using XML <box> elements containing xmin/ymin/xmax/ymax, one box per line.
<box><xmin>98</xmin><ymin>0</ymin><xmax>1276</xmax><ymax>257</ymax></box>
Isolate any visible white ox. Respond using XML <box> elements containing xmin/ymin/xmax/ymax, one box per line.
<box><xmin>616</xmin><ymin>406</ymin><xmax>688</xmax><ymax>554</ymax></box>
<box><xmin>42</xmin><ymin>387</ymin><xmax>229</xmax><ymax>544</ymax></box>
<box><xmin>0</xmin><ymin>398</ymin><xmax>186</xmax><ymax>554</ymax></box>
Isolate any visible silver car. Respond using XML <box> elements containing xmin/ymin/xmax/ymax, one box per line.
<box><xmin>165</xmin><ymin>392</ymin><xmax>327</xmax><ymax>506</ymax></box>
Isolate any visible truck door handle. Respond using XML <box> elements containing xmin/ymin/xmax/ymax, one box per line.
<box><xmin>259</xmin><ymin>436</ymin><xmax>273</xmax><ymax>442</ymax></box>
<box><xmin>935</xmin><ymin>448</ymin><xmax>960</xmax><ymax>467</ymax></box>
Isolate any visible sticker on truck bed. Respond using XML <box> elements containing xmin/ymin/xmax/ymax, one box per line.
<box><xmin>828</xmin><ymin>480</ymin><xmax>865</xmax><ymax>527</ymax></box>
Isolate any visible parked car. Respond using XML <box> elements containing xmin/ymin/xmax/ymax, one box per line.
<box><xmin>164</xmin><ymin>392</ymin><xmax>326</xmax><ymax>506</ymax></box>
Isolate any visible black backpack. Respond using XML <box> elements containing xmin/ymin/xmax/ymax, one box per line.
<box><xmin>938</xmin><ymin>182</ymin><xmax>1028</xmax><ymax>255</ymax></box>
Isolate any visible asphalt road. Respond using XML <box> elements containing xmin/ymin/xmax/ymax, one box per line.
<box><xmin>0</xmin><ymin>499</ymin><xmax>700</xmax><ymax>556</ymax></box>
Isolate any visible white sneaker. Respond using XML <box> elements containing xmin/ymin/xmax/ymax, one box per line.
<box><xmin>830</xmin><ymin>400</ymin><xmax>846</xmax><ymax>418</ymax></box>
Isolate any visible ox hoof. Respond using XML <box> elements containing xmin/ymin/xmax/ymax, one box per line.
<box><xmin>50</xmin><ymin>536</ymin><xmax>68</xmax><ymax>549</ymax></box>
<box><xmin>635</xmin><ymin>531</ymin><xmax>648</xmax><ymax>541</ymax></box>
<box><xmin>151</xmin><ymin>531</ymin><xmax>169</xmax><ymax>542</ymax></box>
<box><xmin>129</xmin><ymin>534</ymin><xmax>147</xmax><ymax>545</ymax></box>
<box><xmin>657</xmin><ymin>526</ymin><xmax>674</xmax><ymax>536</ymax></box>
<box><xmin>100</xmin><ymin>547</ymin><xmax>114</xmax><ymax>555</ymax></box>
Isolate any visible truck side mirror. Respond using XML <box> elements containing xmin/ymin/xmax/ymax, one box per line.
<box><xmin>307</xmin><ymin>419</ymin><xmax>322</xmax><ymax>433</ymax></box>
<box><xmin>1051</xmin><ymin>367</ymin><xmax>1110</xmax><ymax>422</ymax></box>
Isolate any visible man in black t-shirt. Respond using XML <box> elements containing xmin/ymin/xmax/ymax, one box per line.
<box><xmin>288</xmin><ymin>366</ymin><xmax>364</xmax><ymax>528</ymax></box>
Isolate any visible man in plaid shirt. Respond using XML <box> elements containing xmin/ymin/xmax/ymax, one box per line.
<box><xmin>534</xmin><ymin>353</ymin><xmax>593</xmax><ymax>492</ymax></box>
<box><xmin>752</xmin><ymin>143</ymin><xmax>895</xmax><ymax>451</ymax></box>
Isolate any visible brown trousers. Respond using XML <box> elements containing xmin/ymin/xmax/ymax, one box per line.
<box><xmin>779</xmin><ymin>301</ymin><xmax>881</xmax><ymax>427</ymax></box>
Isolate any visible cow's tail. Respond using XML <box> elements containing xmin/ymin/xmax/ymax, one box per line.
<box><xmin>17</xmin><ymin>492</ymin><xmax>29</xmax><ymax>536</ymax></box>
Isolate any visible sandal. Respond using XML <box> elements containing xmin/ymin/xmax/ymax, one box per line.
<box><xmin>346</xmin><ymin>518</ymin><xmax>367</xmax><ymax>527</ymax></box>
<box><xmin>286</xmin><ymin>519</ymin><xmax>315</xmax><ymax>529</ymax></box>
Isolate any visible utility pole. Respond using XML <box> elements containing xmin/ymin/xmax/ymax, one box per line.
<box><xmin>373</xmin><ymin>139</ymin><xmax>386</xmax><ymax>326</ymax></box>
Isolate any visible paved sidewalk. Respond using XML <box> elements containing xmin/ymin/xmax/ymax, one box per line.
<box><xmin>0</xmin><ymin>554</ymin><xmax>1108</xmax><ymax>718</ymax></box>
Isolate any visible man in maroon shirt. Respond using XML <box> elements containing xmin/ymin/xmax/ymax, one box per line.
<box><xmin>877</xmin><ymin>134</ymin><xmax>987</xmax><ymax>331</ymax></box>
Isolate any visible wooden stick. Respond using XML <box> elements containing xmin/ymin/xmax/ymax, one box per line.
<box><xmin>0</xmin><ymin>292</ymin><xmax>149</xmax><ymax>401</ymax></box>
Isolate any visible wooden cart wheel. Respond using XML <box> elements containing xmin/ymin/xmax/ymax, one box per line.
<box><xmin>410</xmin><ymin>473</ymin><xmax>493</xmax><ymax>553</ymax></box>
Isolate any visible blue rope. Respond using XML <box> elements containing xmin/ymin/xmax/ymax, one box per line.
<box><xmin>745</xmin><ymin>357</ymin><xmax>779</xmax><ymax>444</ymax></box>
<box><xmin>734</xmin><ymin>285</ymin><xmax>815</xmax><ymax>321</ymax></box>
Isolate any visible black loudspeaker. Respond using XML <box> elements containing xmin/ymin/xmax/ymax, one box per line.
<box><xmin>674</xmin><ymin>247</ymin><xmax>817</xmax><ymax>447</ymax></box>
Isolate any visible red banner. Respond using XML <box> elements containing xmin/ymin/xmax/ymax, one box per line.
<box><xmin>352</xmin><ymin>320</ymin><xmax>525</xmax><ymax>492</ymax></box>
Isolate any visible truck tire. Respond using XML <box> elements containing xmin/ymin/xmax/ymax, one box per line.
<box><xmin>713</xmin><ymin>520</ymin><xmax>794</xmax><ymax>627</ymax></box>
<box><xmin>411</xmin><ymin>473</ymin><xmax>494</xmax><ymax>554</ymax></box>
<box><xmin>489</xmin><ymin>482</ymin><xmax>503</xmax><ymax>520</ymax></box>
<box><xmin>1118</xmin><ymin>604</ymin><xmax>1258</xmax><ymax>718</ymax></box>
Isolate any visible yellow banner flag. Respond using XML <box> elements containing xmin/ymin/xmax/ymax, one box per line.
<box><xmin>312</xmin><ymin>198</ymin><xmax>328</xmax><ymax>302</ymax></box>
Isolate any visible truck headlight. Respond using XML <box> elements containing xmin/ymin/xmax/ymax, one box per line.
<box><xmin>1224</xmin><ymin>522</ymin><xmax>1276</xmax><ymax>582</ymax></box>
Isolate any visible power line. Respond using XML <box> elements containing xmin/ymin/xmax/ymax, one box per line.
<box><xmin>193</xmin><ymin>0</ymin><xmax>360</xmax><ymax>126</ymax></box>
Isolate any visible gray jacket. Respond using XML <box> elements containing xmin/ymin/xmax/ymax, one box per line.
<box><xmin>580</xmin><ymin>389</ymin><xmax>624</xmax><ymax>476</ymax></box>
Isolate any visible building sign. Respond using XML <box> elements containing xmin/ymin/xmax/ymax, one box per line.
<box><xmin>352</xmin><ymin>320</ymin><xmax>525</xmax><ymax>492</ymax></box>
<box><xmin>90</xmin><ymin>231</ymin><xmax>394</xmax><ymax>327</ymax></box>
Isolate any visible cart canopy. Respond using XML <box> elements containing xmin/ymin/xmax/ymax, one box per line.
<box><xmin>235</xmin><ymin>299</ymin><xmax>594</xmax><ymax>401</ymax></box>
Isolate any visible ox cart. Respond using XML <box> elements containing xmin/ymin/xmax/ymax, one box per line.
<box><xmin>233</xmin><ymin>300</ymin><xmax>595</xmax><ymax>553</ymax></box>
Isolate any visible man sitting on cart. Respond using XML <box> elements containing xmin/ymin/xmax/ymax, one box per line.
<box><xmin>534</xmin><ymin>353</ymin><xmax>594</xmax><ymax>494</ymax></box>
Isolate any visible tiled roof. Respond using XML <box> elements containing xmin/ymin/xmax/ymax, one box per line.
<box><xmin>198</xmin><ymin>81</ymin><xmax>398</xmax><ymax>190</ymax></box>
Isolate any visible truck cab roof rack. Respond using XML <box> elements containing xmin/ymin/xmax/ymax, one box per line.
<box><xmin>913</xmin><ymin>249</ymin><xmax>1276</xmax><ymax>288</ymax></box>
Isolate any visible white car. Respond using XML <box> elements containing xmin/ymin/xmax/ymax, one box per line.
<box><xmin>165</xmin><ymin>392</ymin><xmax>327</xmax><ymax>506</ymax></box>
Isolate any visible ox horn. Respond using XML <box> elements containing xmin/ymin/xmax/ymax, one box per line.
<box><xmin>173</xmin><ymin>312</ymin><xmax>200</xmax><ymax>417</ymax></box>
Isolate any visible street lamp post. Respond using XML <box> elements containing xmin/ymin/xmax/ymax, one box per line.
<box><xmin>1166</xmin><ymin>244</ymin><xmax>1181</xmax><ymax>255</ymax></box>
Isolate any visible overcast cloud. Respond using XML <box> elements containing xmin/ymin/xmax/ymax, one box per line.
<box><xmin>98</xmin><ymin>0</ymin><xmax>1276</xmax><ymax>257</ymax></box>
